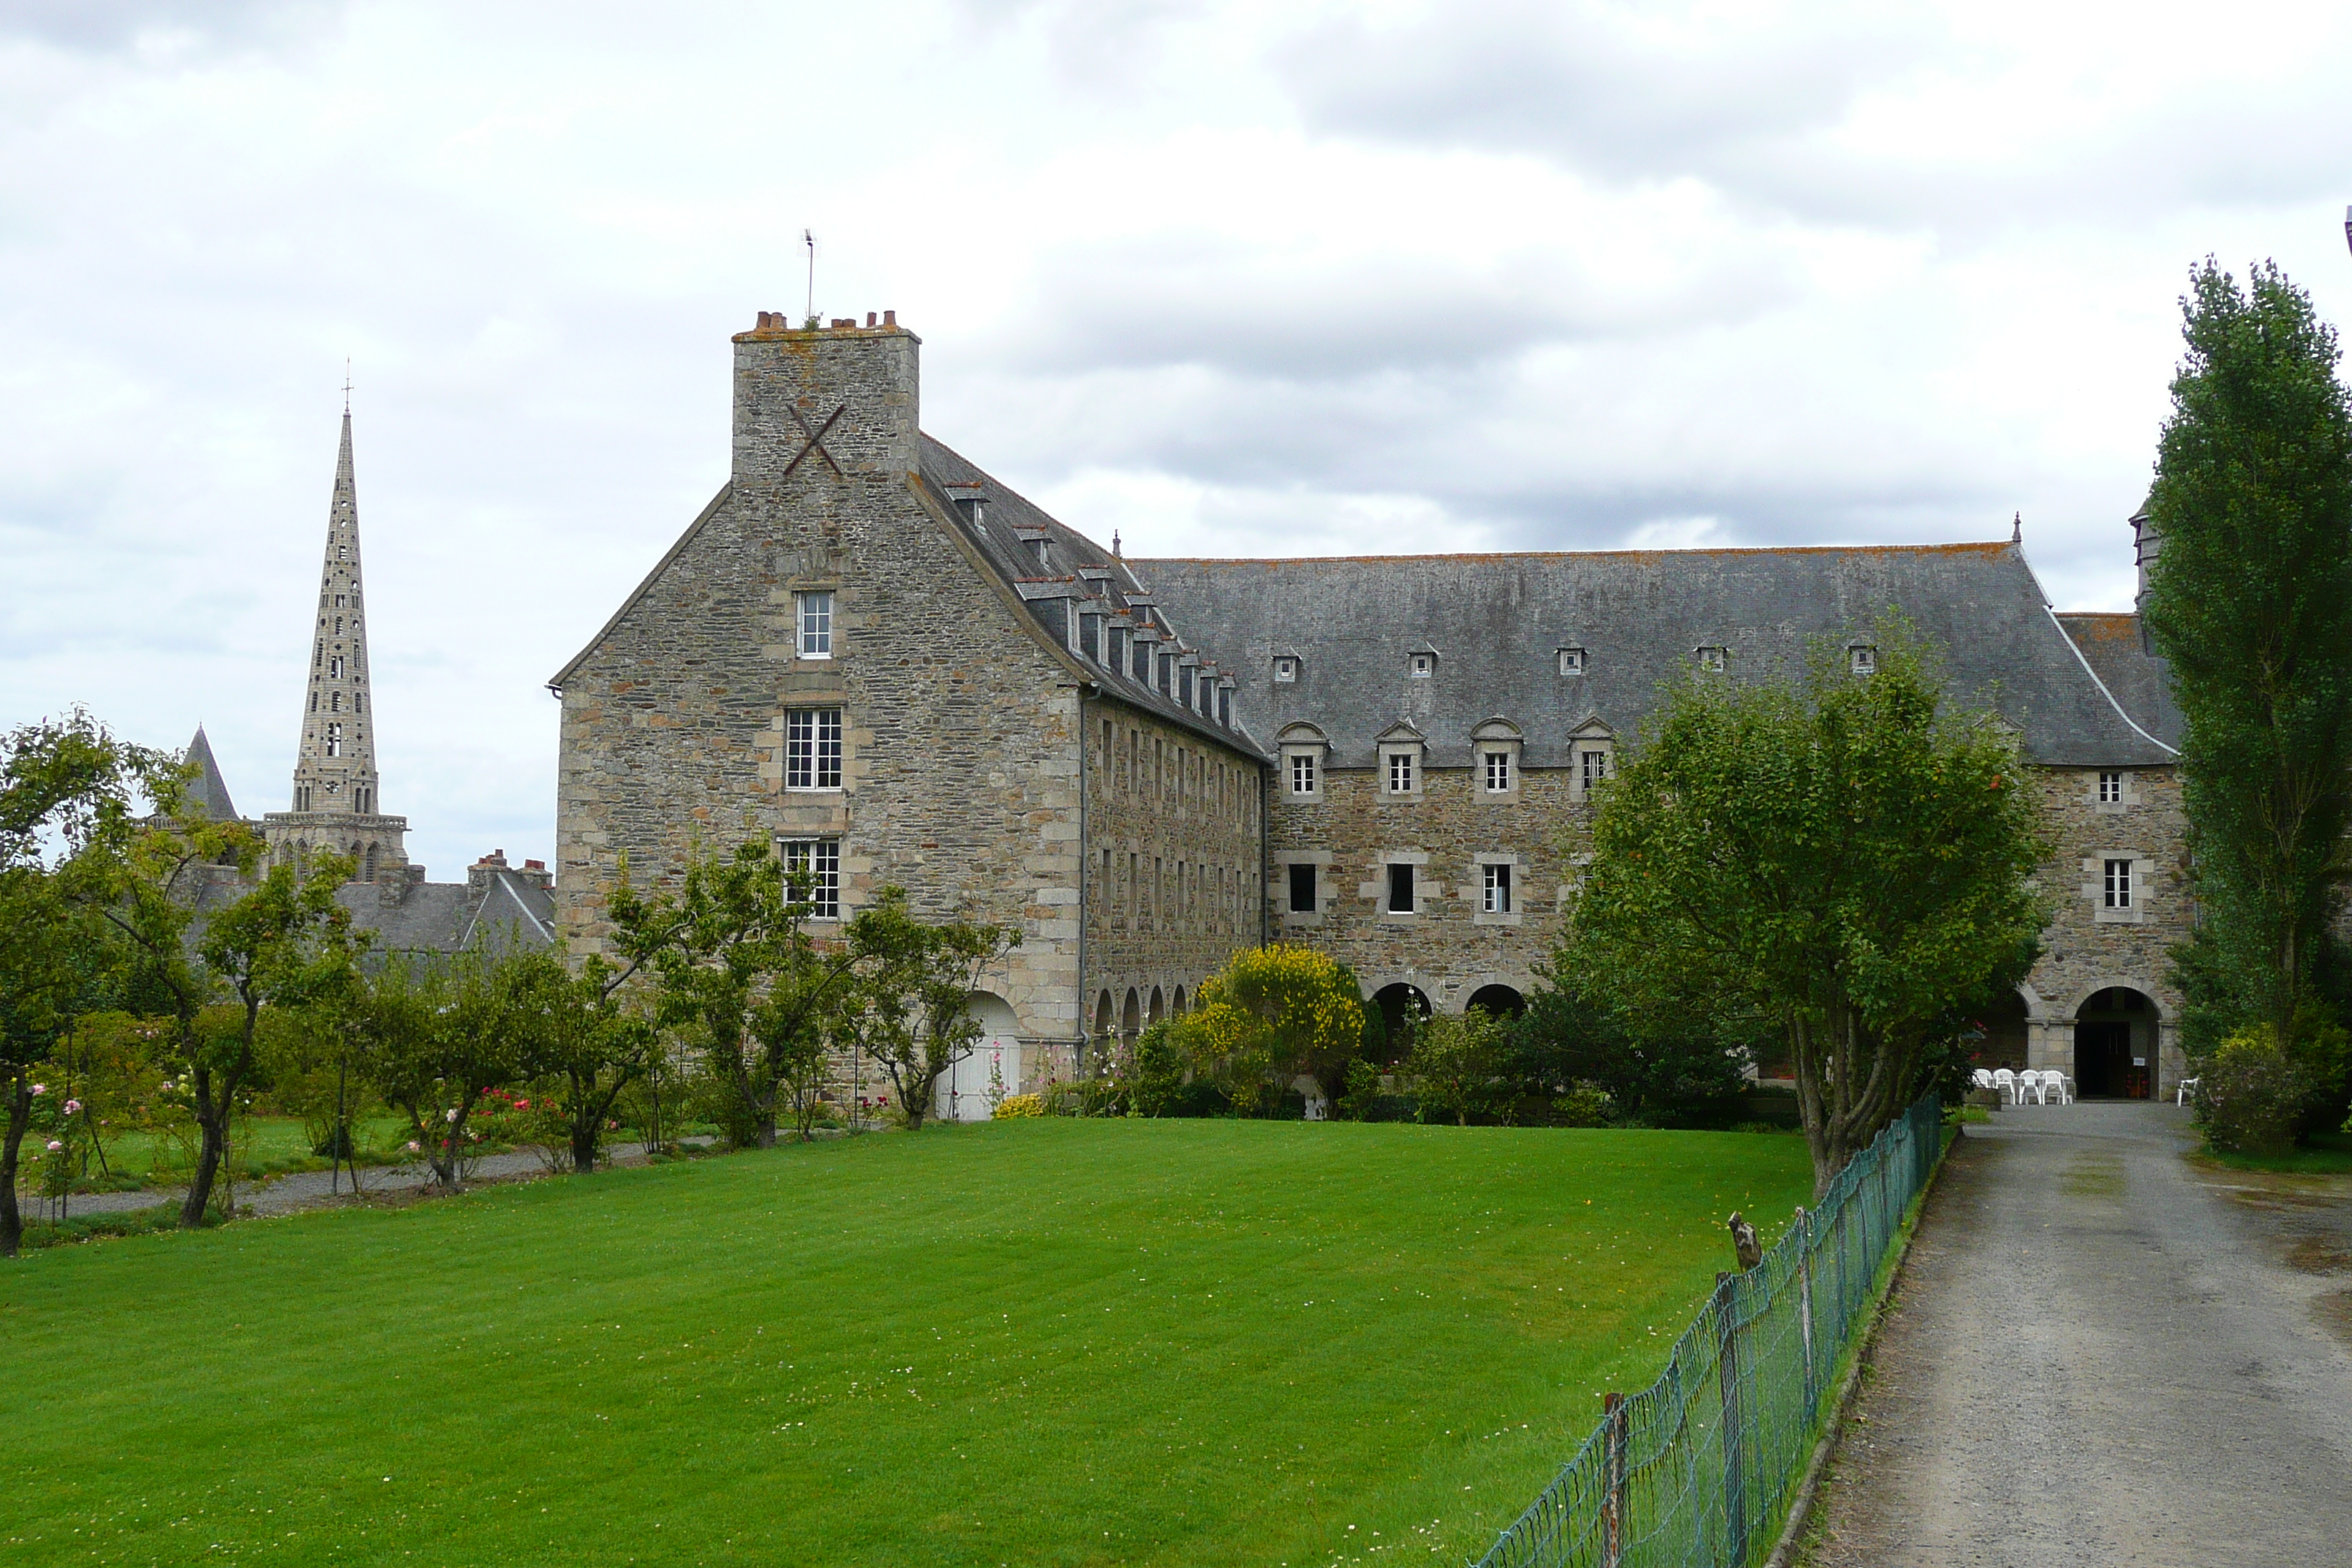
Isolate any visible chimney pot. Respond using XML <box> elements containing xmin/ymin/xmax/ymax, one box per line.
<box><xmin>866</xmin><ymin>312</ymin><xmax>877</xmax><ymax>327</ymax></box>
<box><xmin>883</xmin><ymin>310</ymin><xmax>896</xmax><ymax>326</ymax></box>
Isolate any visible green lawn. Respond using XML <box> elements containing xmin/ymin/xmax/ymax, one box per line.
<box><xmin>46</xmin><ymin>1115</ymin><xmax>417</xmax><ymax>1191</ymax></box>
<box><xmin>0</xmin><ymin>1118</ymin><xmax>1812</xmax><ymax>1567</ymax></box>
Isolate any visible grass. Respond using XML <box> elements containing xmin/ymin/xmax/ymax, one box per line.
<box><xmin>46</xmin><ymin>1115</ymin><xmax>417</xmax><ymax>1192</ymax></box>
<box><xmin>0</xmin><ymin>1118</ymin><xmax>1813</xmax><ymax>1568</ymax></box>
<box><xmin>2199</xmin><ymin>1128</ymin><xmax>2352</xmax><ymax>1174</ymax></box>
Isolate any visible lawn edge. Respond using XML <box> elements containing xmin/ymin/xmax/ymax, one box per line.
<box><xmin>1760</xmin><ymin>1122</ymin><xmax>1959</xmax><ymax>1568</ymax></box>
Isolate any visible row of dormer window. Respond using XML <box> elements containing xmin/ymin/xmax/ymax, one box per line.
<box><xmin>1270</xmin><ymin>644</ymin><xmax>1882</xmax><ymax>682</ymax></box>
<box><xmin>1282</xmin><ymin>742</ymin><xmax>1613</xmax><ymax>800</ymax></box>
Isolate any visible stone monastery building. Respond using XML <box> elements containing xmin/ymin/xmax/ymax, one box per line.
<box><xmin>551</xmin><ymin>314</ymin><xmax>2190</xmax><ymax>1116</ymax></box>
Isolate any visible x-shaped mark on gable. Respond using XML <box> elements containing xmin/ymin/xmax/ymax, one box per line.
<box><xmin>782</xmin><ymin>402</ymin><xmax>848</xmax><ymax>481</ymax></box>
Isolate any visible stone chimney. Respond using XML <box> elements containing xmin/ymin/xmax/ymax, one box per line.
<box><xmin>731</xmin><ymin>313</ymin><xmax>920</xmax><ymax>498</ymax></box>
<box><xmin>467</xmin><ymin>848</ymin><xmax>510</xmax><ymax>907</ymax></box>
<box><xmin>2131</xmin><ymin>502</ymin><xmax>2161</xmax><ymax>654</ymax></box>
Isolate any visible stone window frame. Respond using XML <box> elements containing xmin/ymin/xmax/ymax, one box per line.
<box><xmin>2082</xmin><ymin>850</ymin><xmax>2156</xmax><ymax>924</ymax></box>
<box><xmin>1273</xmin><ymin>655</ymin><xmax>1300</xmax><ymax>684</ymax></box>
<box><xmin>1568</xmin><ymin>724</ymin><xmax>1616</xmax><ymax>804</ymax></box>
<box><xmin>1558</xmin><ymin>646</ymin><xmax>1587</xmax><ymax>676</ymax></box>
<box><xmin>1377</xmin><ymin>726</ymin><xmax>1427</xmax><ymax>801</ymax></box>
<box><xmin>791</xmin><ymin>587</ymin><xmax>836</xmax><ymax>660</ymax></box>
<box><xmin>1848</xmin><ymin>644</ymin><xmax>1877</xmax><ymax>675</ymax></box>
<box><xmin>1278</xmin><ymin>850</ymin><xmax>1333</xmax><ymax>927</ymax></box>
<box><xmin>1278</xmin><ymin>724</ymin><xmax>1329</xmax><ymax>803</ymax></box>
<box><xmin>1472</xmin><ymin>719</ymin><xmax>1523</xmax><ymax>799</ymax></box>
<box><xmin>1472</xmin><ymin>851</ymin><xmax>1526</xmax><ymax>927</ymax></box>
<box><xmin>1695</xmin><ymin>645</ymin><xmax>1729</xmax><ymax>674</ymax></box>
<box><xmin>2092</xmin><ymin>769</ymin><xmax>2140</xmax><ymax>814</ymax></box>
<box><xmin>1374</xmin><ymin>851</ymin><xmax>1429</xmax><ymax>919</ymax></box>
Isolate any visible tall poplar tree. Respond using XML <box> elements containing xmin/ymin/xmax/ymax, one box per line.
<box><xmin>2142</xmin><ymin>260</ymin><xmax>2352</xmax><ymax>1063</ymax></box>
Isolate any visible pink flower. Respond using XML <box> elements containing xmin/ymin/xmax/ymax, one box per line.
<box><xmin>29</xmin><ymin>1084</ymin><xmax>45</xmax><ymax>1096</ymax></box>
<box><xmin>406</xmin><ymin>1140</ymin><xmax>421</xmax><ymax>1152</ymax></box>
<box><xmin>516</xmin><ymin>1099</ymin><xmax>529</xmax><ymax>1110</ymax></box>
<box><xmin>45</xmin><ymin>1139</ymin><xmax>61</xmax><ymax>1151</ymax></box>
<box><xmin>63</xmin><ymin>1099</ymin><xmax>82</xmax><ymax>1115</ymax></box>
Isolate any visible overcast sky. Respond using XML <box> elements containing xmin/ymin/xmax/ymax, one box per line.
<box><xmin>4</xmin><ymin>0</ymin><xmax>2348</xmax><ymax>880</ymax></box>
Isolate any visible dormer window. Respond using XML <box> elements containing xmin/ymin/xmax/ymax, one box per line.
<box><xmin>1388</xmin><ymin>751</ymin><xmax>1416</xmax><ymax>793</ymax></box>
<box><xmin>1273</xmin><ymin>657</ymin><xmax>1298</xmax><ymax>684</ymax></box>
<box><xmin>1849</xmin><ymin>644</ymin><xmax>1877</xmax><ymax>675</ymax></box>
<box><xmin>1558</xmin><ymin>647</ymin><xmax>1586</xmax><ymax>676</ymax></box>
<box><xmin>1696</xmin><ymin>646</ymin><xmax>1727</xmax><ymax>673</ymax></box>
<box><xmin>1410</xmin><ymin>652</ymin><xmax>1436</xmax><ymax>678</ymax></box>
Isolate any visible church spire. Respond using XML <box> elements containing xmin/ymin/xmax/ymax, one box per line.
<box><xmin>264</xmin><ymin>404</ymin><xmax>409</xmax><ymax>884</ymax></box>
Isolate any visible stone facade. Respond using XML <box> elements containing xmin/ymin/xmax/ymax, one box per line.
<box><xmin>558</xmin><ymin>312</ymin><xmax>2198</xmax><ymax>1104</ymax></box>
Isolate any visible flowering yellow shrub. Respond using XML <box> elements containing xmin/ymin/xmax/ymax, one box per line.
<box><xmin>1177</xmin><ymin>944</ymin><xmax>1366</xmax><ymax>1114</ymax></box>
<box><xmin>992</xmin><ymin>1093</ymin><xmax>1047</xmax><ymax>1120</ymax></box>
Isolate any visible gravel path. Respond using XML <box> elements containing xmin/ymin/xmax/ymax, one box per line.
<box><xmin>19</xmin><ymin>1143</ymin><xmax>667</xmax><ymax>1221</ymax></box>
<box><xmin>1798</xmin><ymin>1100</ymin><xmax>2352</xmax><ymax>1568</ymax></box>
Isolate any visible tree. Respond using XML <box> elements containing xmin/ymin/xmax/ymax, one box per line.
<box><xmin>1406</xmin><ymin>1006</ymin><xmax>1510</xmax><ymax>1126</ymax></box>
<box><xmin>841</xmin><ymin>888</ymin><xmax>1019</xmax><ymax>1131</ymax></box>
<box><xmin>506</xmin><ymin>947</ymin><xmax>654</xmax><ymax>1172</ymax></box>
<box><xmin>356</xmin><ymin>949</ymin><xmax>529</xmax><ymax>1186</ymax></box>
<box><xmin>1503</xmin><ymin>985</ymin><xmax>1755</xmax><ymax>1128</ymax></box>
<box><xmin>2142</xmin><ymin>260</ymin><xmax>2352</xmax><ymax>1115</ymax></box>
<box><xmin>0</xmin><ymin>712</ymin><xmax>155</xmax><ymax>1255</ymax></box>
<box><xmin>1172</xmin><ymin>944</ymin><xmax>1365</xmax><ymax>1115</ymax></box>
<box><xmin>1561</xmin><ymin>619</ymin><xmax>2046</xmax><ymax>1194</ymax></box>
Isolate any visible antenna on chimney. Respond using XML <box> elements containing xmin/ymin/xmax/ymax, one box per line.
<box><xmin>2012</xmin><ymin>510</ymin><xmax>2021</xmax><ymax>544</ymax></box>
<box><xmin>803</xmin><ymin>229</ymin><xmax>816</xmax><ymax>323</ymax></box>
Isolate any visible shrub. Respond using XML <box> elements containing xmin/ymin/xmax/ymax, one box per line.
<box><xmin>1552</xmin><ymin>1085</ymin><xmax>1611</xmax><ymax>1127</ymax></box>
<box><xmin>2196</xmin><ymin>1025</ymin><xmax>2312</xmax><ymax>1154</ymax></box>
<box><xmin>992</xmin><ymin>1093</ymin><xmax>1045</xmax><ymax>1120</ymax></box>
<box><xmin>1128</xmin><ymin>1022</ymin><xmax>1187</xmax><ymax>1117</ymax></box>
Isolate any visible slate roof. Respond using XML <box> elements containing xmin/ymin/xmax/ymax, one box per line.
<box><xmin>339</xmin><ymin>868</ymin><xmax>556</xmax><ymax>957</ymax></box>
<box><xmin>913</xmin><ymin>435</ymin><xmax>1266</xmax><ymax>755</ymax></box>
<box><xmin>1131</xmin><ymin>543</ymin><xmax>2180</xmax><ymax>769</ymax></box>
<box><xmin>2054</xmin><ymin>612</ymin><xmax>2183</xmax><ymax>753</ymax></box>
<box><xmin>181</xmin><ymin>725</ymin><xmax>242</xmax><ymax>823</ymax></box>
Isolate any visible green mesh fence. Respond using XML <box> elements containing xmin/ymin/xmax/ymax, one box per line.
<box><xmin>1471</xmin><ymin>1093</ymin><xmax>1945</xmax><ymax>1568</ymax></box>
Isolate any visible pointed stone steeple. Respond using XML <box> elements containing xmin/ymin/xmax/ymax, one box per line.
<box><xmin>182</xmin><ymin>725</ymin><xmax>242</xmax><ymax>823</ymax></box>
<box><xmin>262</xmin><ymin>407</ymin><xmax>410</xmax><ymax>885</ymax></box>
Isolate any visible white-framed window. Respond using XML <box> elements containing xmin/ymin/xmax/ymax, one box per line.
<box><xmin>1387</xmin><ymin>750</ymin><xmax>1416</xmax><ymax>794</ymax></box>
<box><xmin>1696</xmin><ymin>646</ymin><xmax>1727</xmax><ymax>672</ymax></box>
<box><xmin>795</xmin><ymin>590</ymin><xmax>834</xmax><ymax>658</ymax></box>
<box><xmin>325</xmin><ymin>723</ymin><xmax>343</xmax><ymax>758</ymax></box>
<box><xmin>1850</xmin><ymin>645</ymin><xmax>1877</xmax><ymax>675</ymax></box>
<box><xmin>782</xmin><ymin>837</ymin><xmax>841</xmax><ymax>919</ymax></box>
<box><xmin>1482</xmin><ymin>750</ymin><xmax>1512</xmax><ymax>793</ymax></box>
<box><xmin>1580</xmin><ymin>747</ymin><xmax>1610</xmax><ymax>791</ymax></box>
<box><xmin>1558</xmin><ymin>647</ymin><xmax>1586</xmax><ymax>676</ymax></box>
<box><xmin>2099</xmin><ymin>771</ymin><xmax>2124</xmax><ymax>804</ymax></box>
<box><xmin>2103</xmin><ymin>858</ymin><xmax>2133</xmax><ymax>910</ymax></box>
<box><xmin>785</xmin><ymin>707</ymin><xmax>843</xmax><ymax>790</ymax></box>
<box><xmin>1273</xmin><ymin>656</ymin><xmax>1298</xmax><ymax>683</ymax></box>
<box><xmin>1289</xmin><ymin>752</ymin><xmax>1318</xmax><ymax>796</ymax></box>
<box><xmin>1410</xmin><ymin>652</ymin><xmax>1435</xmax><ymax>677</ymax></box>
<box><xmin>1386</xmin><ymin>863</ymin><xmax>1416</xmax><ymax>913</ymax></box>
<box><xmin>1482</xmin><ymin>862</ymin><xmax>1512</xmax><ymax>914</ymax></box>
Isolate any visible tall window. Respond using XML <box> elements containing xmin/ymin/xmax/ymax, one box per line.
<box><xmin>1387</xmin><ymin>751</ymin><xmax>1416</xmax><ymax>794</ymax></box>
<box><xmin>330</xmin><ymin>691</ymin><xmax>342</xmax><ymax>712</ymax></box>
<box><xmin>2098</xmin><ymin>771</ymin><xmax>2123</xmax><ymax>804</ymax></box>
<box><xmin>786</xmin><ymin>708</ymin><xmax>843</xmax><ymax>790</ymax></box>
<box><xmin>1483</xmin><ymin>862</ymin><xmax>1513</xmax><ymax>913</ymax></box>
<box><xmin>796</xmin><ymin>590</ymin><xmax>834</xmax><ymax>657</ymax></box>
<box><xmin>1483</xmin><ymin>750</ymin><xmax>1512</xmax><ymax>792</ymax></box>
<box><xmin>325</xmin><ymin>723</ymin><xmax>343</xmax><ymax>757</ymax></box>
<box><xmin>1289</xmin><ymin>863</ymin><xmax>1316</xmax><ymax>914</ymax></box>
<box><xmin>2103</xmin><ymin>858</ymin><xmax>2133</xmax><ymax>910</ymax></box>
<box><xmin>782</xmin><ymin>838</ymin><xmax>841</xmax><ymax>918</ymax></box>
<box><xmin>1387</xmin><ymin>863</ymin><xmax>1416</xmax><ymax>913</ymax></box>
<box><xmin>328</xmin><ymin>655</ymin><xmax>344</xmax><ymax>679</ymax></box>
<box><xmin>1580</xmin><ymin>748</ymin><xmax>1610</xmax><ymax>791</ymax></box>
<box><xmin>1289</xmin><ymin>753</ymin><xmax>1317</xmax><ymax>796</ymax></box>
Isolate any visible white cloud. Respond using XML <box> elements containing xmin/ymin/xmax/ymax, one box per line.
<box><xmin>3</xmin><ymin>0</ymin><xmax>2347</xmax><ymax>877</ymax></box>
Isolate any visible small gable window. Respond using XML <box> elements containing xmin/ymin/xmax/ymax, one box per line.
<box><xmin>1483</xmin><ymin>750</ymin><xmax>1512</xmax><ymax>793</ymax></box>
<box><xmin>1289</xmin><ymin>753</ymin><xmax>1318</xmax><ymax>796</ymax></box>
<box><xmin>1273</xmin><ymin>656</ymin><xmax>1298</xmax><ymax>684</ymax></box>
<box><xmin>796</xmin><ymin>590</ymin><xmax>834</xmax><ymax>658</ymax></box>
<box><xmin>1696</xmin><ymin>646</ymin><xmax>1727</xmax><ymax>673</ymax></box>
<box><xmin>1387</xmin><ymin>751</ymin><xmax>1416</xmax><ymax>795</ymax></box>
<box><xmin>1410</xmin><ymin>652</ymin><xmax>1435</xmax><ymax>678</ymax></box>
<box><xmin>1849</xmin><ymin>644</ymin><xmax>1877</xmax><ymax>675</ymax></box>
<box><xmin>1558</xmin><ymin>647</ymin><xmax>1586</xmax><ymax>676</ymax></box>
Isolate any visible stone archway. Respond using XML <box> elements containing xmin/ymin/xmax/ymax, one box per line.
<box><xmin>2073</xmin><ymin>987</ymin><xmax>2160</xmax><ymax>1099</ymax></box>
<box><xmin>1172</xmin><ymin>985</ymin><xmax>1188</xmax><ymax>1017</ymax></box>
<box><xmin>1465</xmin><ymin>983</ymin><xmax>1526</xmax><ymax>1019</ymax></box>
<box><xmin>1370</xmin><ymin>982</ymin><xmax>1432</xmax><ymax>1064</ymax></box>
<box><xmin>1147</xmin><ymin>986</ymin><xmax>1166</xmax><ymax>1026</ymax></box>
<box><xmin>1121</xmin><ymin>988</ymin><xmax>1142</xmax><ymax>1043</ymax></box>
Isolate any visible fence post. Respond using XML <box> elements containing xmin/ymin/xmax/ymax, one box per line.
<box><xmin>1602</xmin><ymin>1391</ymin><xmax>1627</xmax><ymax>1568</ymax></box>
<box><xmin>1716</xmin><ymin>1271</ymin><xmax>1746</xmax><ymax>1566</ymax></box>
<box><xmin>1794</xmin><ymin>1206</ymin><xmax>1817</xmax><ymax>1417</ymax></box>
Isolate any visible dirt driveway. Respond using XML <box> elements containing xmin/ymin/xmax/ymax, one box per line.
<box><xmin>1798</xmin><ymin>1101</ymin><xmax>2352</xmax><ymax>1568</ymax></box>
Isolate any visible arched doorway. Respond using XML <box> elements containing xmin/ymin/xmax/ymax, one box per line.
<box><xmin>2074</xmin><ymin>987</ymin><xmax>2157</xmax><ymax>1098</ymax></box>
<box><xmin>1370</xmin><ymin>983</ymin><xmax>1432</xmax><ymax>1064</ymax></box>
<box><xmin>1466</xmin><ymin>984</ymin><xmax>1526</xmax><ymax>1020</ymax></box>
<box><xmin>1147</xmin><ymin>986</ymin><xmax>1166</xmax><ymax>1026</ymax></box>
<box><xmin>1121</xmin><ymin>988</ymin><xmax>1142</xmax><ymax>1042</ymax></box>
<box><xmin>1172</xmin><ymin>985</ymin><xmax>1188</xmax><ymax>1017</ymax></box>
<box><xmin>939</xmin><ymin>992</ymin><xmax>1022</xmax><ymax>1123</ymax></box>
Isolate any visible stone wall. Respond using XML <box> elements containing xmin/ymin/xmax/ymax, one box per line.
<box><xmin>1265</xmin><ymin>758</ymin><xmax>1572</xmax><ymax>1022</ymax></box>
<box><xmin>554</xmin><ymin>322</ymin><xmax>1090</xmax><ymax>1075</ymax></box>
<box><xmin>1081</xmin><ymin>695</ymin><xmax>1267</xmax><ymax>1060</ymax></box>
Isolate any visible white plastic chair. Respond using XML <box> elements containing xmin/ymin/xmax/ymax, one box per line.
<box><xmin>2046</xmin><ymin>1072</ymin><xmax>2074</xmax><ymax>1106</ymax></box>
<box><xmin>1971</xmin><ymin>1068</ymin><xmax>1996</xmax><ymax>1092</ymax></box>
<box><xmin>1991</xmin><ymin>1068</ymin><xmax>2019</xmax><ymax>1105</ymax></box>
<box><xmin>2175</xmin><ymin>1076</ymin><xmax>2200</xmax><ymax>1107</ymax></box>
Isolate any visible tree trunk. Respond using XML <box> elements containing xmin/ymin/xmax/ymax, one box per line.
<box><xmin>1</xmin><ymin>1071</ymin><xmax>30</xmax><ymax>1257</ymax></box>
<box><xmin>181</xmin><ymin>1080</ymin><xmax>226</xmax><ymax>1228</ymax></box>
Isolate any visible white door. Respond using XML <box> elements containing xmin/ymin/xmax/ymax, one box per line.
<box><xmin>937</xmin><ymin>993</ymin><xmax>1023</xmax><ymax>1122</ymax></box>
